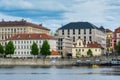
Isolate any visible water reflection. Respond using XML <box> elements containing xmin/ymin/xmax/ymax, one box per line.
<box><xmin>0</xmin><ymin>66</ymin><xmax>120</xmax><ymax>80</ymax></box>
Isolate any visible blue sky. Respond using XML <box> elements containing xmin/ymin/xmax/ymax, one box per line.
<box><xmin>0</xmin><ymin>0</ymin><xmax>120</xmax><ymax>32</ymax></box>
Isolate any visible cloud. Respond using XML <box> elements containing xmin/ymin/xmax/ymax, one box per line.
<box><xmin>0</xmin><ymin>0</ymin><xmax>120</xmax><ymax>32</ymax></box>
<box><xmin>0</xmin><ymin>0</ymin><xmax>33</xmax><ymax>10</ymax></box>
<box><xmin>0</xmin><ymin>0</ymin><xmax>68</xmax><ymax>11</ymax></box>
<box><xmin>0</xmin><ymin>13</ymin><xmax>32</xmax><ymax>21</ymax></box>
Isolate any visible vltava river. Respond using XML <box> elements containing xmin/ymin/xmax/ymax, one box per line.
<box><xmin>0</xmin><ymin>66</ymin><xmax>120</xmax><ymax>80</ymax></box>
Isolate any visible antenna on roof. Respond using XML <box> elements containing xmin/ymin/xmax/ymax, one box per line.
<box><xmin>2</xmin><ymin>19</ymin><xmax>4</xmax><ymax>22</ymax></box>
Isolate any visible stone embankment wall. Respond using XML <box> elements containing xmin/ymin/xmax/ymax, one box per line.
<box><xmin>0</xmin><ymin>58</ymin><xmax>76</xmax><ymax>66</ymax></box>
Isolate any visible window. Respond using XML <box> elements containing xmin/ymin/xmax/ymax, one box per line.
<box><xmin>78</xmin><ymin>29</ymin><xmax>80</xmax><ymax>34</ymax></box>
<box><xmin>82</xmin><ymin>49</ymin><xmax>84</xmax><ymax>52</ymax></box>
<box><xmin>84</xmin><ymin>36</ymin><xmax>86</xmax><ymax>41</ymax></box>
<box><xmin>14</xmin><ymin>28</ymin><xmax>16</xmax><ymax>33</ymax></box>
<box><xmin>84</xmin><ymin>29</ymin><xmax>86</xmax><ymax>34</ymax></box>
<box><xmin>21</xmin><ymin>41</ymin><xmax>23</xmax><ymax>44</ymax></box>
<box><xmin>62</xmin><ymin>29</ymin><xmax>64</xmax><ymax>35</ymax></box>
<box><xmin>78</xmin><ymin>36</ymin><xmax>81</xmax><ymax>39</ymax></box>
<box><xmin>95</xmin><ymin>49</ymin><xmax>97</xmax><ymax>51</ymax></box>
<box><xmin>89</xmin><ymin>36</ymin><xmax>92</xmax><ymax>41</ymax></box>
<box><xmin>79</xmin><ymin>49</ymin><xmax>81</xmax><ymax>52</ymax></box>
<box><xmin>76</xmin><ymin>49</ymin><xmax>77</xmax><ymax>52</ymax></box>
<box><xmin>79</xmin><ymin>42</ymin><xmax>81</xmax><ymax>46</ymax></box>
<box><xmin>68</xmin><ymin>29</ymin><xmax>70</xmax><ymax>35</ymax></box>
<box><xmin>73</xmin><ymin>36</ymin><xmax>75</xmax><ymax>42</ymax></box>
<box><xmin>73</xmin><ymin>29</ymin><xmax>75</xmax><ymax>35</ymax></box>
<box><xmin>89</xmin><ymin>29</ymin><xmax>92</xmax><ymax>34</ymax></box>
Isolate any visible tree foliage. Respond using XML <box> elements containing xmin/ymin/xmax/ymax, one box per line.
<box><xmin>31</xmin><ymin>42</ymin><xmax>39</xmax><ymax>57</ymax></box>
<box><xmin>40</xmin><ymin>40</ymin><xmax>51</xmax><ymax>57</ymax></box>
<box><xmin>115</xmin><ymin>41</ymin><xmax>120</xmax><ymax>55</ymax></box>
<box><xmin>0</xmin><ymin>43</ymin><xmax>4</xmax><ymax>55</ymax></box>
<box><xmin>5</xmin><ymin>41</ymin><xmax>15</xmax><ymax>56</ymax></box>
<box><xmin>76</xmin><ymin>52</ymin><xmax>81</xmax><ymax>58</ymax></box>
<box><xmin>87</xmin><ymin>49</ymin><xmax>93</xmax><ymax>57</ymax></box>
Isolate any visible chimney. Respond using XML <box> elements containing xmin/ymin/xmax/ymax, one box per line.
<box><xmin>39</xmin><ymin>35</ymin><xmax>41</xmax><ymax>38</ymax></box>
<box><xmin>21</xmin><ymin>19</ymin><xmax>26</xmax><ymax>22</ymax></box>
<box><xmin>16</xmin><ymin>35</ymin><xmax>20</xmax><ymax>39</ymax></box>
<box><xmin>39</xmin><ymin>24</ymin><xmax>42</xmax><ymax>26</ymax></box>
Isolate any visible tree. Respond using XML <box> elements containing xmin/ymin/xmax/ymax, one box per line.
<box><xmin>0</xmin><ymin>43</ymin><xmax>4</xmax><ymax>57</ymax></box>
<box><xmin>115</xmin><ymin>41</ymin><xmax>120</xmax><ymax>55</ymax></box>
<box><xmin>40</xmin><ymin>40</ymin><xmax>51</xmax><ymax>58</ymax></box>
<box><xmin>5</xmin><ymin>41</ymin><xmax>15</xmax><ymax>57</ymax></box>
<box><xmin>87</xmin><ymin>49</ymin><xmax>93</xmax><ymax>57</ymax></box>
<box><xmin>76</xmin><ymin>52</ymin><xmax>81</xmax><ymax>58</ymax></box>
<box><xmin>31</xmin><ymin>42</ymin><xmax>39</xmax><ymax>58</ymax></box>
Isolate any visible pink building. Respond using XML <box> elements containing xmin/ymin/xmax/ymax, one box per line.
<box><xmin>112</xmin><ymin>27</ymin><xmax>120</xmax><ymax>51</ymax></box>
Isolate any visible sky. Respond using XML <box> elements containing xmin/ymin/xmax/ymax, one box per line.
<box><xmin>0</xmin><ymin>0</ymin><xmax>120</xmax><ymax>32</ymax></box>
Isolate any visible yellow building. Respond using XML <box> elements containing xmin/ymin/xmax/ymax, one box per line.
<box><xmin>72</xmin><ymin>39</ymin><xmax>103</xmax><ymax>58</ymax></box>
<box><xmin>106</xmin><ymin>29</ymin><xmax>113</xmax><ymax>53</ymax></box>
<box><xmin>0</xmin><ymin>19</ymin><xmax>50</xmax><ymax>42</ymax></box>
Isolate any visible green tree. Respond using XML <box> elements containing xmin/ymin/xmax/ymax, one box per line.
<box><xmin>87</xmin><ymin>49</ymin><xmax>93</xmax><ymax>57</ymax></box>
<box><xmin>0</xmin><ymin>43</ymin><xmax>4</xmax><ymax>57</ymax></box>
<box><xmin>40</xmin><ymin>40</ymin><xmax>51</xmax><ymax>58</ymax></box>
<box><xmin>31</xmin><ymin>42</ymin><xmax>39</xmax><ymax>58</ymax></box>
<box><xmin>5</xmin><ymin>41</ymin><xmax>15</xmax><ymax>57</ymax></box>
<box><xmin>115</xmin><ymin>41</ymin><xmax>120</xmax><ymax>55</ymax></box>
<box><xmin>76</xmin><ymin>52</ymin><xmax>81</xmax><ymax>58</ymax></box>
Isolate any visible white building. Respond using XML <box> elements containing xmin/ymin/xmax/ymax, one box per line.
<box><xmin>2</xmin><ymin>33</ymin><xmax>57</xmax><ymax>58</ymax></box>
<box><xmin>56</xmin><ymin>36</ymin><xmax>73</xmax><ymax>57</ymax></box>
<box><xmin>56</xmin><ymin>22</ymin><xmax>106</xmax><ymax>50</ymax></box>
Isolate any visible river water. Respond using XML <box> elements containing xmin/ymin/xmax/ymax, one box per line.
<box><xmin>0</xmin><ymin>66</ymin><xmax>120</xmax><ymax>80</ymax></box>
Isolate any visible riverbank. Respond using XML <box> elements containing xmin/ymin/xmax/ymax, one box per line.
<box><xmin>0</xmin><ymin>57</ymin><xmax>120</xmax><ymax>67</ymax></box>
<box><xmin>0</xmin><ymin>58</ymin><xmax>76</xmax><ymax>67</ymax></box>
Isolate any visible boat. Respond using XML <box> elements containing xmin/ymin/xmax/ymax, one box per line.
<box><xmin>92</xmin><ymin>65</ymin><xmax>99</xmax><ymax>68</ymax></box>
<box><xmin>111</xmin><ymin>58</ymin><xmax>120</xmax><ymax>65</ymax></box>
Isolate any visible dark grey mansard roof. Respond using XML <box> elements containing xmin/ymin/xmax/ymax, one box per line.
<box><xmin>58</xmin><ymin>22</ymin><xmax>98</xmax><ymax>30</ymax></box>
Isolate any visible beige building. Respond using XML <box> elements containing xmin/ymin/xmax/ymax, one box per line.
<box><xmin>0</xmin><ymin>19</ymin><xmax>50</xmax><ymax>42</ymax></box>
<box><xmin>72</xmin><ymin>39</ymin><xmax>103</xmax><ymax>58</ymax></box>
<box><xmin>106</xmin><ymin>29</ymin><xmax>113</xmax><ymax>53</ymax></box>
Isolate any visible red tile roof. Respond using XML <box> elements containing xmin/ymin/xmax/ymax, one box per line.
<box><xmin>87</xmin><ymin>42</ymin><xmax>102</xmax><ymax>48</ymax></box>
<box><xmin>115</xmin><ymin>27</ymin><xmax>120</xmax><ymax>33</ymax></box>
<box><xmin>106</xmin><ymin>29</ymin><xmax>113</xmax><ymax>33</ymax></box>
<box><xmin>7</xmin><ymin>33</ymin><xmax>56</xmax><ymax>40</ymax></box>
<box><xmin>0</xmin><ymin>19</ymin><xmax>50</xmax><ymax>31</ymax></box>
<box><xmin>51</xmin><ymin>50</ymin><xmax>60</xmax><ymax>55</ymax></box>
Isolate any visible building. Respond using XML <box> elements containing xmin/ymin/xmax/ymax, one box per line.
<box><xmin>113</xmin><ymin>27</ymin><xmax>120</xmax><ymax>51</ymax></box>
<box><xmin>106</xmin><ymin>29</ymin><xmax>113</xmax><ymax>53</ymax></box>
<box><xmin>72</xmin><ymin>39</ymin><xmax>103</xmax><ymax>58</ymax></box>
<box><xmin>0</xmin><ymin>19</ymin><xmax>50</xmax><ymax>42</ymax></box>
<box><xmin>48</xmin><ymin>50</ymin><xmax>61</xmax><ymax>58</ymax></box>
<box><xmin>56</xmin><ymin>36</ymin><xmax>73</xmax><ymax>57</ymax></box>
<box><xmin>2</xmin><ymin>33</ymin><xmax>57</xmax><ymax>58</ymax></box>
<box><xmin>56</xmin><ymin>22</ymin><xmax>106</xmax><ymax>51</ymax></box>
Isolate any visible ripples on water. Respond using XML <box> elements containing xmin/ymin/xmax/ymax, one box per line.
<box><xmin>0</xmin><ymin>66</ymin><xmax>120</xmax><ymax>80</ymax></box>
